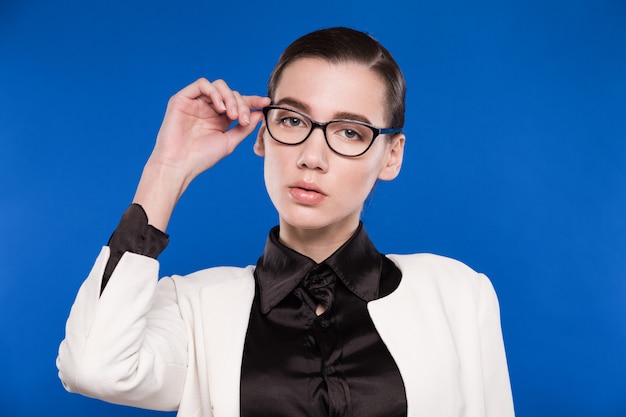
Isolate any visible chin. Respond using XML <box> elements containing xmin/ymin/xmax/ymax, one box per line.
<box><xmin>279</xmin><ymin>208</ymin><xmax>359</xmax><ymax>234</ymax></box>
<box><xmin>271</xmin><ymin>196</ymin><xmax>362</xmax><ymax>233</ymax></box>
<box><xmin>280</xmin><ymin>215</ymin><xmax>330</xmax><ymax>231</ymax></box>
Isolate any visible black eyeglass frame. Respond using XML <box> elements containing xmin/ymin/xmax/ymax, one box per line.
<box><xmin>262</xmin><ymin>105</ymin><xmax>402</xmax><ymax>157</ymax></box>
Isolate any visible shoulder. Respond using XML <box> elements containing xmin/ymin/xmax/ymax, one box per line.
<box><xmin>162</xmin><ymin>265</ymin><xmax>256</xmax><ymax>294</ymax></box>
<box><xmin>378</xmin><ymin>254</ymin><xmax>500</xmax><ymax>326</ymax></box>
<box><xmin>387</xmin><ymin>253</ymin><xmax>479</xmax><ymax>277</ymax></box>
<box><xmin>385</xmin><ymin>253</ymin><xmax>492</xmax><ymax>296</ymax></box>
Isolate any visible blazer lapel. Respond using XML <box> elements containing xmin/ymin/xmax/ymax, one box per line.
<box><xmin>200</xmin><ymin>269</ymin><xmax>255</xmax><ymax>416</ymax></box>
<box><xmin>368</xmin><ymin>254</ymin><xmax>462</xmax><ymax>416</ymax></box>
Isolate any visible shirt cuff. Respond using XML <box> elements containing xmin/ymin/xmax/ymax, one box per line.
<box><xmin>101</xmin><ymin>203</ymin><xmax>169</xmax><ymax>293</ymax></box>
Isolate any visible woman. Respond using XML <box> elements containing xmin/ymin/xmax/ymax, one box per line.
<box><xmin>57</xmin><ymin>27</ymin><xmax>514</xmax><ymax>416</ymax></box>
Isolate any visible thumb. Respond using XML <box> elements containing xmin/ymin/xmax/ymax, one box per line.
<box><xmin>224</xmin><ymin>111</ymin><xmax>264</xmax><ymax>153</ymax></box>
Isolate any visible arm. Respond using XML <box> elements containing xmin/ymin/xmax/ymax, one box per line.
<box><xmin>101</xmin><ymin>203</ymin><xmax>169</xmax><ymax>293</ymax></box>
<box><xmin>58</xmin><ymin>249</ymin><xmax>186</xmax><ymax>410</ymax></box>
<box><xmin>132</xmin><ymin>78</ymin><xmax>270</xmax><ymax>231</ymax></box>
<box><xmin>477</xmin><ymin>273</ymin><xmax>516</xmax><ymax>416</ymax></box>
<box><xmin>101</xmin><ymin>79</ymin><xmax>269</xmax><ymax>291</ymax></box>
<box><xmin>58</xmin><ymin>78</ymin><xmax>270</xmax><ymax>408</ymax></box>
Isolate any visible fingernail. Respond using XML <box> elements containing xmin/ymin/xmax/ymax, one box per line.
<box><xmin>243</xmin><ymin>113</ymin><xmax>250</xmax><ymax>124</ymax></box>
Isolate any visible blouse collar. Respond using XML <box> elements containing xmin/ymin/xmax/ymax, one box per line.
<box><xmin>254</xmin><ymin>223</ymin><xmax>383</xmax><ymax>314</ymax></box>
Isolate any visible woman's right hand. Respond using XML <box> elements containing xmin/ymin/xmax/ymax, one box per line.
<box><xmin>133</xmin><ymin>78</ymin><xmax>271</xmax><ymax>231</ymax></box>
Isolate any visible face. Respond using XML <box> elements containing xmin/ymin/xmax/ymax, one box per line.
<box><xmin>255</xmin><ymin>57</ymin><xmax>405</xmax><ymax>240</ymax></box>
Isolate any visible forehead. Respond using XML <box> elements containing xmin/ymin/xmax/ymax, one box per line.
<box><xmin>273</xmin><ymin>57</ymin><xmax>388</xmax><ymax>125</ymax></box>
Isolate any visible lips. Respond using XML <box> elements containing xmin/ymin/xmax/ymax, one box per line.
<box><xmin>288</xmin><ymin>182</ymin><xmax>326</xmax><ymax>205</ymax></box>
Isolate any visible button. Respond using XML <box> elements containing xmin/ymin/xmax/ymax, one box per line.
<box><xmin>324</xmin><ymin>366</ymin><xmax>334</xmax><ymax>375</ymax></box>
<box><xmin>319</xmin><ymin>319</ymin><xmax>330</xmax><ymax>328</ymax></box>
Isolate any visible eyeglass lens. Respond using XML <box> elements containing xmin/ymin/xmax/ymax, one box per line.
<box><xmin>265</xmin><ymin>108</ymin><xmax>375</xmax><ymax>157</ymax></box>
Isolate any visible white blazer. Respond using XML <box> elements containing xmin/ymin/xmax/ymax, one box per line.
<box><xmin>57</xmin><ymin>247</ymin><xmax>514</xmax><ymax>417</ymax></box>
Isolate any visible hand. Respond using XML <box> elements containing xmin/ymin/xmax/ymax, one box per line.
<box><xmin>133</xmin><ymin>78</ymin><xmax>271</xmax><ymax>231</ymax></box>
<box><xmin>149</xmin><ymin>77</ymin><xmax>270</xmax><ymax>186</ymax></box>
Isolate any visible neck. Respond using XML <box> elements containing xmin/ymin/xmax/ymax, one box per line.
<box><xmin>278</xmin><ymin>220</ymin><xmax>359</xmax><ymax>263</ymax></box>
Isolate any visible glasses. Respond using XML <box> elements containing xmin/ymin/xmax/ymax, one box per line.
<box><xmin>262</xmin><ymin>106</ymin><xmax>402</xmax><ymax>157</ymax></box>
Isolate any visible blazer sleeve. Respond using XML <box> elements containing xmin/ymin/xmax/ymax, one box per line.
<box><xmin>476</xmin><ymin>273</ymin><xmax>515</xmax><ymax>416</ymax></box>
<box><xmin>57</xmin><ymin>247</ymin><xmax>188</xmax><ymax>411</ymax></box>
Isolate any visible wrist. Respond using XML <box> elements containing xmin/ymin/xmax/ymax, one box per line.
<box><xmin>132</xmin><ymin>161</ymin><xmax>189</xmax><ymax>232</ymax></box>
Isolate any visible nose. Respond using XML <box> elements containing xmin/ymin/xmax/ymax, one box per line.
<box><xmin>296</xmin><ymin>126</ymin><xmax>329</xmax><ymax>171</ymax></box>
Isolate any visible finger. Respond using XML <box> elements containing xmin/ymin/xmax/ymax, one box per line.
<box><xmin>232</xmin><ymin>90</ymin><xmax>253</xmax><ymax>126</ymax></box>
<box><xmin>211</xmin><ymin>79</ymin><xmax>242</xmax><ymax>120</ymax></box>
<box><xmin>176</xmin><ymin>78</ymin><xmax>236</xmax><ymax>114</ymax></box>
<box><xmin>176</xmin><ymin>78</ymin><xmax>216</xmax><ymax>102</ymax></box>
<box><xmin>224</xmin><ymin>110</ymin><xmax>265</xmax><ymax>152</ymax></box>
<box><xmin>232</xmin><ymin>94</ymin><xmax>271</xmax><ymax>127</ymax></box>
<box><xmin>227</xmin><ymin>91</ymin><xmax>270</xmax><ymax>127</ymax></box>
<box><xmin>243</xmin><ymin>95</ymin><xmax>272</xmax><ymax>110</ymax></box>
<box><xmin>175</xmin><ymin>79</ymin><xmax>269</xmax><ymax>120</ymax></box>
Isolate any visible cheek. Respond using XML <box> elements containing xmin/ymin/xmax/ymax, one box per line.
<box><xmin>262</xmin><ymin>145</ymin><xmax>284</xmax><ymax>176</ymax></box>
<box><xmin>262</xmin><ymin>146</ymin><xmax>288</xmax><ymax>200</ymax></box>
<box><xmin>262</xmin><ymin>155</ymin><xmax>279</xmax><ymax>190</ymax></box>
<box><xmin>341</xmin><ymin>162</ymin><xmax>381</xmax><ymax>201</ymax></box>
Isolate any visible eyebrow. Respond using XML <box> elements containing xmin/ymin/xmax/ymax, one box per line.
<box><xmin>274</xmin><ymin>97</ymin><xmax>373</xmax><ymax>125</ymax></box>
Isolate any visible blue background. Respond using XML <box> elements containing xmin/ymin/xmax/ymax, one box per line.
<box><xmin>1</xmin><ymin>0</ymin><xmax>625</xmax><ymax>416</ymax></box>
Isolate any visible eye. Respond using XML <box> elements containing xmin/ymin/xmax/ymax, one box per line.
<box><xmin>281</xmin><ymin>116</ymin><xmax>305</xmax><ymax>128</ymax></box>
<box><xmin>339</xmin><ymin>128</ymin><xmax>362</xmax><ymax>141</ymax></box>
<box><xmin>271</xmin><ymin>108</ymin><xmax>309</xmax><ymax>129</ymax></box>
<box><xmin>331</xmin><ymin>122</ymin><xmax>368</xmax><ymax>142</ymax></box>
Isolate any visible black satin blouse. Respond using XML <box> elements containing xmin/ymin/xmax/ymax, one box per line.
<box><xmin>241</xmin><ymin>225</ymin><xmax>407</xmax><ymax>417</ymax></box>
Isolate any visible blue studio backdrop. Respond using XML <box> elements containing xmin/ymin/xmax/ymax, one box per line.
<box><xmin>1</xmin><ymin>0</ymin><xmax>625</xmax><ymax>416</ymax></box>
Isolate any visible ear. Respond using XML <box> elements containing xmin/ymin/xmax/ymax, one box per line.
<box><xmin>253</xmin><ymin>124</ymin><xmax>266</xmax><ymax>157</ymax></box>
<box><xmin>377</xmin><ymin>134</ymin><xmax>405</xmax><ymax>181</ymax></box>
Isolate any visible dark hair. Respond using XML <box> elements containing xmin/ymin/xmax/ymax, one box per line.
<box><xmin>268</xmin><ymin>27</ymin><xmax>406</xmax><ymax>129</ymax></box>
